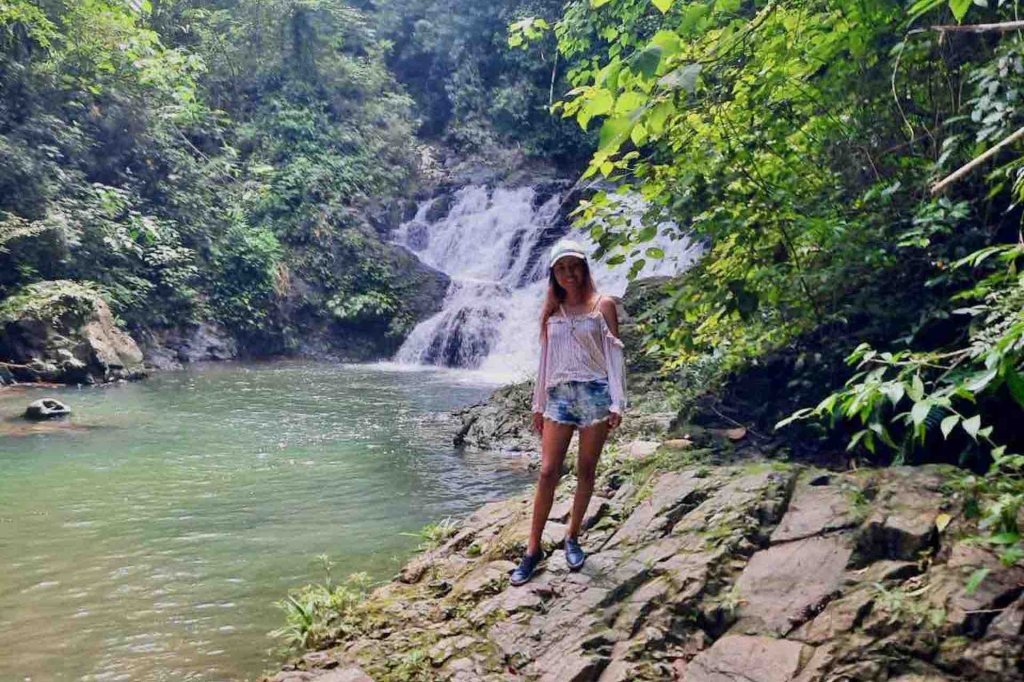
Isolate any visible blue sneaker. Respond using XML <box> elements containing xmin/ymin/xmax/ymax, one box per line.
<box><xmin>565</xmin><ymin>536</ymin><xmax>586</xmax><ymax>571</ymax></box>
<box><xmin>510</xmin><ymin>551</ymin><xmax>542</xmax><ymax>586</ymax></box>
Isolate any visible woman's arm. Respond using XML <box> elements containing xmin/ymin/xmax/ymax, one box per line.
<box><xmin>598</xmin><ymin>297</ymin><xmax>627</xmax><ymax>416</ymax></box>
<box><xmin>531</xmin><ymin>332</ymin><xmax>549</xmax><ymax>415</ymax></box>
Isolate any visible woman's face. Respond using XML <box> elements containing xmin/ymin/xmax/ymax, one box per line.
<box><xmin>552</xmin><ymin>256</ymin><xmax>587</xmax><ymax>293</ymax></box>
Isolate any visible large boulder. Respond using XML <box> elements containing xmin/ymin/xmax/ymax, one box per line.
<box><xmin>138</xmin><ymin>322</ymin><xmax>239</xmax><ymax>370</ymax></box>
<box><xmin>0</xmin><ymin>280</ymin><xmax>145</xmax><ymax>385</ymax></box>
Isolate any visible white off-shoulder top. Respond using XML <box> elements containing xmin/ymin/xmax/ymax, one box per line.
<box><xmin>531</xmin><ymin>296</ymin><xmax>628</xmax><ymax>415</ymax></box>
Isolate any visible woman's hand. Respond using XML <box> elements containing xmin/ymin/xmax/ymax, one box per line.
<box><xmin>607</xmin><ymin>412</ymin><xmax>622</xmax><ymax>430</ymax></box>
<box><xmin>532</xmin><ymin>412</ymin><xmax>545</xmax><ymax>435</ymax></box>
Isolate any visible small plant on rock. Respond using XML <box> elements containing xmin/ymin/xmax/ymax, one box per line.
<box><xmin>271</xmin><ymin>557</ymin><xmax>372</xmax><ymax>651</ymax></box>
<box><xmin>402</xmin><ymin>516</ymin><xmax>460</xmax><ymax>551</ymax></box>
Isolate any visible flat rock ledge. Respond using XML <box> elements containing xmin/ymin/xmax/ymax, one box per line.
<box><xmin>266</xmin><ymin>452</ymin><xmax>1023</xmax><ymax>682</ymax></box>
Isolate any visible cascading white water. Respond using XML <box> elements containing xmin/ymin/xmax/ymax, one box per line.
<box><xmin>393</xmin><ymin>183</ymin><xmax>701</xmax><ymax>383</ymax></box>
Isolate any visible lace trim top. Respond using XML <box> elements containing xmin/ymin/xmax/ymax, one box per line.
<box><xmin>531</xmin><ymin>297</ymin><xmax>627</xmax><ymax>415</ymax></box>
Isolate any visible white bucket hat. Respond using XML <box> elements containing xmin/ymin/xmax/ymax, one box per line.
<box><xmin>548</xmin><ymin>238</ymin><xmax>589</xmax><ymax>268</ymax></box>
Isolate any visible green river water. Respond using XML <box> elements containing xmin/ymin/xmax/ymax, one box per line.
<box><xmin>0</xmin><ymin>361</ymin><xmax>534</xmax><ymax>681</ymax></box>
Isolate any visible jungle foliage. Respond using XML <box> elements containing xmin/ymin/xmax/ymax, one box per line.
<box><xmin>513</xmin><ymin>0</ymin><xmax>1023</xmax><ymax>561</ymax></box>
<box><xmin>0</xmin><ymin>0</ymin><xmax>422</xmax><ymax>350</ymax></box>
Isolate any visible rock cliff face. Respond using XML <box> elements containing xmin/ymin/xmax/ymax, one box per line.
<box><xmin>0</xmin><ymin>281</ymin><xmax>145</xmax><ymax>384</ymax></box>
<box><xmin>266</xmin><ymin>442</ymin><xmax>1023</xmax><ymax>681</ymax></box>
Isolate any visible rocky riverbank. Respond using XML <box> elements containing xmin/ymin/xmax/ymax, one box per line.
<box><xmin>265</xmin><ymin>431</ymin><xmax>1024</xmax><ymax>682</ymax></box>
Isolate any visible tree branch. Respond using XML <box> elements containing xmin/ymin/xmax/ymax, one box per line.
<box><xmin>931</xmin><ymin>126</ymin><xmax>1024</xmax><ymax>195</ymax></box>
<box><xmin>931</xmin><ymin>20</ymin><xmax>1024</xmax><ymax>33</ymax></box>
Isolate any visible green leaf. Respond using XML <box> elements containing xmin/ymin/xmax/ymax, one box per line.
<box><xmin>989</xmin><ymin>532</ymin><xmax>1021</xmax><ymax>545</ymax></box>
<box><xmin>908</xmin><ymin>374</ymin><xmax>925</xmax><ymax>401</ymax></box>
<box><xmin>882</xmin><ymin>382</ymin><xmax>905</xmax><ymax>407</ymax></box>
<box><xmin>630</xmin><ymin>122</ymin><xmax>648</xmax><ymax>146</ymax></box>
<box><xmin>1005</xmin><ymin>366</ymin><xmax>1024</xmax><ymax>409</ymax></box>
<box><xmin>651</xmin><ymin>30</ymin><xmax>681</xmax><ymax>58</ymax></box>
<box><xmin>598</xmin><ymin>116</ymin><xmax>633</xmax><ymax>151</ymax></box>
<box><xmin>578</xmin><ymin>90</ymin><xmax>614</xmax><ymax>129</ymax></box>
<box><xmin>630</xmin><ymin>45</ymin><xmax>663</xmax><ymax>78</ymax></box>
<box><xmin>679</xmin><ymin>3</ymin><xmax>710</xmax><ymax>34</ymax></box>
<box><xmin>949</xmin><ymin>0</ymin><xmax>972</xmax><ymax>22</ymax></box>
<box><xmin>962</xmin><ymin>414</ymin><xmax>981</xmax><ymax>440</ymax></box>
<box><xmin>591</xmin><ymin>0</ymin><xmax>614</xmax><ymax>7</ymax></box>
<box><xmin>645</xmin><ymin>247</ymin><xmax>665</xmax><ymax>259</ymax></box>
<box><xmin>652</xmin><ymin>0</ymin><xmax>675</xmax><ymax>13</ymax></box>
<box><xmin>659</xmin><ymin>63</ymin><xmax>702</xmax><ymax>93</ymax></box>
<box><xmin>940</xmin><ymin>415</ymin><xmax>959</xmax><ymax>439</ymax></box>
<box><xmin>965</xmin><ymin>367</ymin><xmax>998</xmax><ymax>393</ymax></box>
<box><xmin>715</xmin><ymin>0</ymin><xmax>741</xmax><ymax>13</ymax></box>
<box><xmin>965</xmin><ymin>568</ymin><xmax>990</xmax><ymax>595</ymax></box>
<box><xmin>911</xmin><ymin>401</ymin><xmax>931</xmax><ymax>426</ymax></box>
<box><xmin>646</xmin><ymin>100</ymin><xmax>674</xmax><ymax>134</ymax></box>
<box><xmin>638</xmin><ymin>225</ymin><xmax>658</xmax><ymax>242</ymax></box>
<box><xmin>908</xmin><ymin>0</ymin><xmax>945</xmax><ymax>22</ymax></box>
<box><xmin>615</xmin><ymin>91</ymin><xmax>648</xmax><ymax>115</ymax></box>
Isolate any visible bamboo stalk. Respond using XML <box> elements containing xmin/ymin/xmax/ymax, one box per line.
<box><xmin>931</xmin><ymin>20</ymin><xmax>1024</xmax><ymax>33</ymax></box>
<box><xmin>930</xmin><ymin>126</ymin><xmax>1024</xmax><ymax>195</ymax></box>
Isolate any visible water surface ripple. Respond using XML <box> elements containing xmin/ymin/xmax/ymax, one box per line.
<box><xmin>0</xmin><ymin>361</ymin><xmax>532</xmax><ymax>681</ymax></box>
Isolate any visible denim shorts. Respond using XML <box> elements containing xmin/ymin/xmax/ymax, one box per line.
<box><xmin>543</xmin><ymin>379</ymin><xmax>612</xmax><ymax>427</ymax></box>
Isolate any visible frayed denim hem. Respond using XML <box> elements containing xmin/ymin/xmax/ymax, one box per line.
<box><xmin>542</xmin><ymin>413</ymin><xmax>612</xmax><ymax>429</ymax></box>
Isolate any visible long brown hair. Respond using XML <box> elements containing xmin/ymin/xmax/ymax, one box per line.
<box><xmin>539</xmin><ymin>257</ymin><xmax>598</xmax><ymax>339</ymax></box>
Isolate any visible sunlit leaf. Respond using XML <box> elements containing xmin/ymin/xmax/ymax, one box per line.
<box><xmin>940</xmin><ymin>415</ymin><xmax>959</xmax><ymax>439</ymax></box>
<box><xmin>965</xmin><ymin>568</ymin><xmax>990</xmax><ymax>595</ymax></box>
<box><xmin>962</xmin><ymin>414</ymin><xmax>981</xmax><ymax>440</ymax></box>
<box><xmin>659</xmin><ymin>63</ymin><xmax>701</xmax><ymax>93</ymax></box>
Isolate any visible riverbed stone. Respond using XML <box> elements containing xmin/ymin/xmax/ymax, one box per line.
<box><xmin>854</xmin><ymin>466</ymin><xmax>946</xmax><ymax>564</ymax></box>
<box><xmin>926</xmin><ymin>541</ymin><xmax>1024</xmax><ymax>637</ymax></box>
<box><xmin>625</xmin><ymin>440</ymin><xmax>660</xmax><ymax>459</ymax></box>
<box><xmin>734</xmin><ymin>535</ymin><xmax>853</xmax><ymax>635</ymax></box>
<box><xmin>266</xmin><ymin>460</ymin><xmax>1023</xmax><ymax>682</ymax></box>
<box><xmin>606</xmin><ymin>470</ymin><xmax>709</xmax><ymax>548</ymax></box>
<box><xmin>683</xmin><ymin>635</ymin><xmax>809</xmax><ymax>682</ymax></box>
<box><xmin>770</xmin><ymin>474</ymin><xmax>860</xmax><ymax>544</ymax></box>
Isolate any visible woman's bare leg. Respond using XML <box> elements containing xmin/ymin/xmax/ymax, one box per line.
<box><xmin>566</xmin><ymin>419</ymin><xmax>610</xmax><ymax>540</ymax></box>
<box><xmin>526</xmin><ymin>420</ymin><xmax>575</xmax><ymax>555</ymax></box>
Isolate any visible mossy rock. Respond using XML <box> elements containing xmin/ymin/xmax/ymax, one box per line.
<box><xmin>0</xmin><ymin>280</ymin><xmax>144</xmax><ymax>384</ymax></box>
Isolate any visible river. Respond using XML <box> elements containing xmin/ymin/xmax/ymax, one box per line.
<box><xmin>0</xmin><ymin>361</ymin><xmax>533</xmax><ymax>681</ymax></box>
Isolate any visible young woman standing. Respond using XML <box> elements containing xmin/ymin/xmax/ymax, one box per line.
<box><xmin>510</xmin><ymin>238</ymin><xmax>627</xmax><ymax>586</ymax></box>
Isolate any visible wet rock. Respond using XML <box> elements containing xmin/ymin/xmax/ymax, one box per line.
<box><xmin>683</xmin><ymin>635</ymin><xmax>810</xmax><ymax>682</ymax></box>
<box><xmin>141</xmin><ymin>322</ymin><xmax>238</xmax><ymax>368</ymax></box>
<box><xmin>23</xmin><ymin>398</ymin><xmax>71</xmax><ymax>420</ymax></box>
<box><xmin>425</xmin><ymin>192</ymin><xmax>455</xmax><ymax>222</ymax></box>
<box><xmin>734</xmin><ymin>535</ymin><xmax>853</xmax><ymax>635</ymax></box>
<box><xmin>452</xmin><ymin>381</ymin><xmax>538</xmax><ymax>453</ymax></box>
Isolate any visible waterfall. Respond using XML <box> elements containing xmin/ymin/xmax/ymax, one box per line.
<box><xmin>392</xmin><ymin>183</ymin><xmax>701</xmax><ymax>383</ymax></box>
